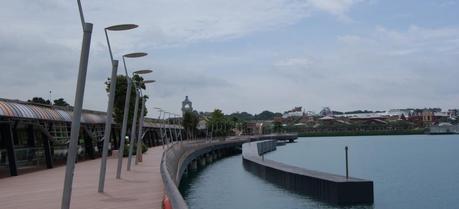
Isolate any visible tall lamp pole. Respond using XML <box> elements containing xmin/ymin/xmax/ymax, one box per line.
<box><xmin>116</xmin><ymin>52</ymin><xmax>148</xmax><ymax>179</ymax></box>
<box><xmin>154</xmin><ymin>108</ymin><xmax>165</xmax><ymax>149</ymax></box>
<box><xmin>98</xmin><ymin>23</ymin><xmax>138</xmax><ymax>193</ymax></box>
<box><xmin>127</xmin><ymin>88</ymin><xmax>139</xmax><ymax>171</ymax></box>
<box><xmin>158</xmin><ymin>109</ymin><xmax>169</xmax><ymax>147</ymax></box>
<box><xmin>174</xmin><ymin>114</ymin><xmax>181</xmax><ymax>142</ymax></box>
<box><xmin>135</xmin><ymin>92</ymin><xmax>146</xmax><ymax>164</ymax></box>
<box><xmin>127</xmin><ymin>70</ymin><xmax>152</xmax><ymax>170</ymax></box>
<box><xmin>135</xmin><ymin>80</ymin><xmax>155</xmax><ymax>164</ymax></box>
<box><xmin>166</xmin><ymin>112</ymin><xmax>174</xmax><ymax>143</ymax></box>
<box><xmin>61</xmin><ymin>1</ymin><xmax>93</xmax><ymax>209</ymax></box>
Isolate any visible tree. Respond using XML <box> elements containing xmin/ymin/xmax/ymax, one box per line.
<box><xmin>273</xmin><ymin>121</ymin><xmax>283</xmax><ymax>133</ymax></box>
<box><xmin>28</xmin><ymin>97</ymin><xmax>51</xmax><ymax>105</ymax></box>
<box><xmin>229</xmin><ymin>112</ymin><xmax>253</xmax><ymax>121</ymax></box>
<box><xmin>254</xmin><ymin>110</ymin><xmax>282</xmax><ymax>120</ymax></box>
<box><xmin>105</xmin><ymin>74</ymin><xmax>147</xmax><ymax>127</ymax></box>
<box><xmin>182</xmin><ymin>111</ymin><xmax>199</xmax><ymax>139</ymax></box>
<box><xmin>208</xmin><ymin>109</ymin><xmax>234</xmax><ymax>137</ymax></box>
<box><xmin>229</xmin><ymin>110</ymin><xmax>282</xmax><ymax>121</ymax></box>
<box><xmin>53</xmin><ymin>98</ymin><xmax>69</xmax><ymax>107</ymax></box>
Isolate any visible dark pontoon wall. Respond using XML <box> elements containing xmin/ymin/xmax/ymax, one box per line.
<box><xmin>242</xmin><ymin>141</ymin><xmax>374</xmax><ymax>205</ymax></box>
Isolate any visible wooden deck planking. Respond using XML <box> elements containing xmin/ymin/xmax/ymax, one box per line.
<box><xmin>0</xmin><ymin>146</ymin><xmax>164</xmax><ymax>209</ymax></box>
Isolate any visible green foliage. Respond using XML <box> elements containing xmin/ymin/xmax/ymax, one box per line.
<box><xmin>229</xmin><ymin>112</ymin><xmax>253</xmax><ymax>121</ymax></box>
<box><xmin>273</xmin><ymin>121</ymin><xmax>283</xmax><ymax>133</ymax></box>
<box><xmin>229</xmin><ymin>110</ymin><xmax>282</xmax><ymax>121</ymax></box>
<box><xmin>28</xmin><ymin>97</ymin><xmax>51</xmax><ymax>105</ymax></box>
<box><xmin>53</xmin><ymin>98</ymin><xmax>69</xmax><ymax>107</ymax></box>
<box><xmin>182</xmin><ymin>111</ymin><xmax>199</xmax><ymax>137</ymax></box>
<box><xmin>105</xmin><ymin>75</ymin><xmax>148</xmax><ymax>126</ymax></box>
<box><xmin>208</xmin><ymin>109</ymin><xmax>236</xmax><ymax>136</ymax></box>
<box><xmin>123</xmin><ymin>143</ymin><xmax>148</xmax><ymax>157</ymax></box>
<box><xmin>210</xmin><ymin>109</ymin><xmax>225</xmax><ymax>121</ymax></box>
<box><xmin>255</xmin><ymin>111</ymin><xmax>282</xmax><ymax>120</ymax></box>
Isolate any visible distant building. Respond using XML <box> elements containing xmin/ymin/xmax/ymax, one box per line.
<box><xmin>246</xmin><ymin>121</ymin><xmax>264</xmax><ymax>135</ymax></box>
<box><xmin>181</xmin><ymin>96</ymin><xmax>193</xmax><ymax>114</ymax></box>
<box><xmin>385</xmin><ymin>109</ymin><xmax>412</xmax><ymax>117</ymax></box>
<box><xmin>448</xmin><ymin>109</ymin><xmax>458</xmax><ymax>118</ymax></box>
<box><xmin>282</xmin><ymin>106</ymin><xmax>303</xmax><ymax>118</ymax></box>
<box><xmin>319</xmin><ymin>107</ymin><xmax>333</xmax><ymax>116</ymax></box>
<box><xmin>410</xmin><ymin>108</ymin><xmax>447</xmax><ymax>127</ymax></box>
<box><xmin>304</xmin><ymin>111</ymin><xmax>316</xmax><ymax>116</ymax></box>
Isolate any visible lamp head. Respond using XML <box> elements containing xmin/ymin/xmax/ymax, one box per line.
<box><xmin>142</xmin><ymin>80</ymin><xmax>156</xmax><ymax>84</ymax></box>
<box><xmin>133</xmin><ymin>69</ymin><xmax>153</xmax><ymax>74</ymax></box>
<box><xmin>124</xmin><ymin>52</ymin><xmax>148</xmax><ymax>58</ymax></box>
<box><xmin>105</xmin><ymin>24</ymin><xmax>138</xmax><ymax>31</ymax></box>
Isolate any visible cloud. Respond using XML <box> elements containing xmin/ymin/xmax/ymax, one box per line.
<box><xmin>270</xmin><ymin>25</ymin><xmax>459</xmax><ymax>111</ymax></box>
<box><xmin>307</xmin><ymin>0</ymin><xmax>365</xmax><ymax>20</ymax></box>
<box><xmin>0</xmin><ymin>0</ymin><xmax>376</xmax><ymax>116</ymax></box>
<box><xmin>308</xmin><ymin>0</ymin><xmax>362</xmax><ymax>14</ymax></box>
<box><xmin>275</xmin><ymin>57</ymin><xmax>315</xmax><ymax>67</ymax></box>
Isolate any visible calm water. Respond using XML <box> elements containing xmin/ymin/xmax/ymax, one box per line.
<box><xmin>180</xmin><ymin>135</ymin><xmax>459</xmax><ymax>209</ymax></box>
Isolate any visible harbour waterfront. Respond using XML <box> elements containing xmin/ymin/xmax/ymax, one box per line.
<box><xmin>180</xmin><ymin>135</ymin><xmax>459</xmax><ymax>209</ymax></box>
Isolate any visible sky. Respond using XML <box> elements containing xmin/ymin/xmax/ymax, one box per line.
<box><xmin>1</xmin><ymin>0</ymin><xmax>458</xmax><ymax>117</ymax></box>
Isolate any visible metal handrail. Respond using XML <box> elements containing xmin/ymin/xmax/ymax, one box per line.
<box><xmin>160</xmin><ymin>143</ymin><xmax>189</xmax><ymax>209</ymax></box>
<box><xmin>159</xmin><ymin>133</ymin><xmax>298</xmax><ymax>209</ymax></box>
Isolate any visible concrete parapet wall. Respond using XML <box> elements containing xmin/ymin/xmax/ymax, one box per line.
<box><xmin>242</xmin><ymin>140</ymin><xmax>374</xmax><ymax>205</ymax></box>
<box><xmin>160</xmin><ymin>133</ymin><xmax>298</xmax><ymax>209</ymax></box>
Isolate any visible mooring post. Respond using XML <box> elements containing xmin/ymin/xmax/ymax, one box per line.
<box><xmin>345</xmin><ymin>146</ymin><xmax>349</xmax><ymax>179</ymax></box>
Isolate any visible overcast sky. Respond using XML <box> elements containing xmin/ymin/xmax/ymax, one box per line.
<box><xmin>1</xmin><ymin>0</ymin><xmax>458</xmax><ymax>117</ymax></box>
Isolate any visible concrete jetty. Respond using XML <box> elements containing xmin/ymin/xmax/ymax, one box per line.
<box><xmin>242</xmin><ymin>140</ymin><xmax>374</xmax><ymax>205</ymax></box>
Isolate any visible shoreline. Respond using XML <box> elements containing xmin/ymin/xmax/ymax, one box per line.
<box><xmin>297</xmin><ymin>130</ymin><xmax>427</xmax><ymax>137</ymax></box>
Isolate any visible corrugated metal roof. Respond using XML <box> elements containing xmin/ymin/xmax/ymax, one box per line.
<box><xmin>0</xmin><ymin>100</ymin><xmax>106</xmax><ymax>124</ymax></box>
<box><xmin>56</xmin><ymin>109</ymin><xmax>72</xmax><ymax>122</ymax></box>
<box><xmin>0</xmin><ymin>99</ymin><xmax>183</xmax><ymax>129</ymax></box>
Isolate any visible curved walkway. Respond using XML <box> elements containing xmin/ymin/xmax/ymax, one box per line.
<box><xmin>0</xmin><ymin>146</ymin><xmax>164</xmax><ymax>209</ymax></box>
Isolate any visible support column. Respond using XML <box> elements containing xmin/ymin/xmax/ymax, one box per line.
<box><xmin>12</xmin><ymin>122</ymin><xmax>19</xmax><ymax>145</ymax></box>
<box><xmin>150</xmin><ymin>132</ymin><xmax>154</xmax><ymax>147</ymax></box>
<box><xmin>27</xmin><ymin>125</ymin><xmax>36</xmax><ymax>162</ymax></box>
<box><xmin>27</xmin><ymin>125</ymin><xmax>36</xmax><ymax>147</ymax></box>
<box><xmin>191</xmin><ymin>160</ymin><xmax>198</xmax><ymax>171</ymax></box>
<box><xmin>2</xmin><ymin>124</ymin><xmax>17</xmax><ymax>176</ymax></box>
<box><xmin>206</xmin><ymin>153</ymin><xmax>213</xmax><ymax>163</ymax></box>
<box><xmin>199</xmin><ymin>157</ymin><xmax>206</xmax><ymax>167</ymax></box>
<box><xmin>111</xmin><ymin>127</ymin><xmax>118</xmax><ymax>150</ymax></box>
<box><xmin>42</xmin><ymin>131</ymin><xmax>53</xmax><ymax>169</ymax></box>
<box><xmin>218</xmin><ymin>150</ymin><xmax>222</xmax><ymax>158</ymax></box>
<box><xmin>83</xmin><ymin>129</ymin><xmax>95</xmax><ymax>159</ymax></box>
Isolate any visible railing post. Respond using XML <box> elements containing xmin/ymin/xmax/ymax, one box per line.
<box><xmin>345</xmin><ymin>146</ymin><xmax>349</xmax><ymax>179</ymax></box>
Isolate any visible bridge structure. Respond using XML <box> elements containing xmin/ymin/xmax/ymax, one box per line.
<box><xmin>0</xmin><ymin>98</ymin><xmax>183</xmax><ymax>177</ymax></box>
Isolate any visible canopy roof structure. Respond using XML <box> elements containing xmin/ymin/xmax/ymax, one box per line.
<box><xmin>0</xmin><ymin>99</ymin><xmax>107</xmax><ymax>124</ymax></box>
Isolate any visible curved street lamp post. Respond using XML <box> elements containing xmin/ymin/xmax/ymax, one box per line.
<box><xmin>154</xmin><ymin>108</ymin><xmax>166</xmax><ymax>149</ymax></box>
<box><xmin>116</xmin><ymin>52</ymin><xmax>148</xmax><ymax>179</ymax></box>
<box><xmin>127</xmin><ymin>72</ymin><xmax>152</xmax><ymax>170</ymax></box>
<box><xmin>98</xmin><ymin>23</ymin><xmax>138</xmax><ymax>193</ymax></box>
<box><xmin>135</xmin><ymin>80</ymin><xmax>155</xmax><ymax>165</ymax></box>
<box><xmin>61</xmin><ymin>1</ymin><xmax>93</xmax><ymax>209</ymax></box>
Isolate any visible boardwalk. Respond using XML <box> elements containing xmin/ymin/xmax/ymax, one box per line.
<box><xmin>0</xmin><ymin>146</ymin><xmax>164</xmax><ymax>209</ymax></box>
